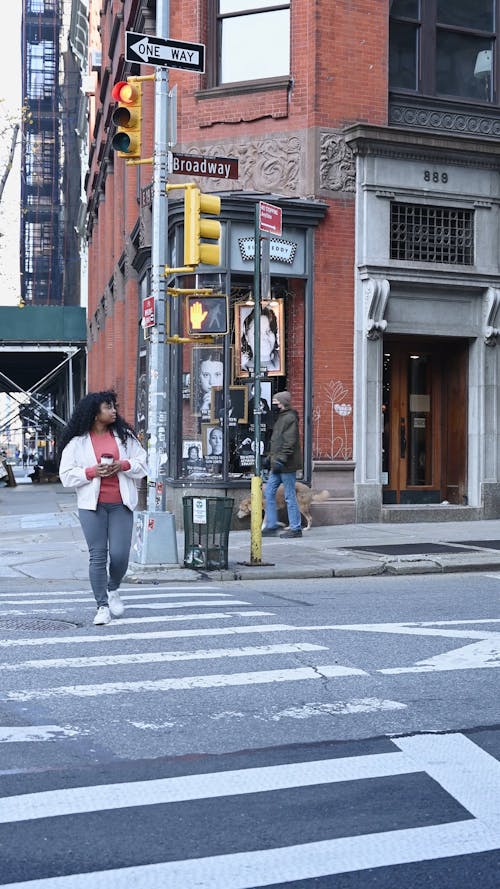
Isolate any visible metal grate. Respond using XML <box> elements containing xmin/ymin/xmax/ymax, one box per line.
<box><xmin>0</xmin><ymin>618</ymin><xmax>80</xmax><ymax>632</ymax></box>
<box><xmin>390</xmin><ymin>203</ymin><xmax>474</xmax><ymax>264</ymax></box>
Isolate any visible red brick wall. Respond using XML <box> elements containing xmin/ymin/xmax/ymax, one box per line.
<box><xmin>86</xmin><ymin>0</ymin><xmax>389</xmax><ymax>459</ymax></box>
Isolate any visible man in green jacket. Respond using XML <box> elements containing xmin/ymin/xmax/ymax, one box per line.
<box><xmin>262</xmin><ymin>390</ymin><xmax>303</xmax><ymax>539</ymax></box>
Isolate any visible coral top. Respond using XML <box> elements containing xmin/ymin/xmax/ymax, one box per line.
<box><xmin>86</xmin><ymin>431</ymin><xmax>131</xmax><ymax>503</ymax></box>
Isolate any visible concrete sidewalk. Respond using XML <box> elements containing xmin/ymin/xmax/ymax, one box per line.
<box><xmin>2</xmin><ymin>480</ymin><xmax>500</xmax><ymax>583</ymax></box>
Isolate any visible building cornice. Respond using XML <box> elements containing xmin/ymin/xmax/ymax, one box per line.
<box><xmin>344</xmin><ymin>123</ymin><xmax>500</xmax><ymax>169</ymax></box>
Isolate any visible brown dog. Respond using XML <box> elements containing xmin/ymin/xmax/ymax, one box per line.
<box><xmin>237</xmin><ymin>482</ymin><xmax>329</xmax><ymax>531</ymax></box>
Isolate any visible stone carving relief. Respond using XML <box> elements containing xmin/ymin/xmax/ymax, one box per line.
<box><xmin>139</xmin><ymin>201</ymin><xmax>152</xmax><ymax>249</ymax></box>
<box><xmin>176</xmin><ymin>137</ymin><xmax>302</xmax><ymax>194</ymax></box>
<box><xmin>484</xmin><ymin>287</ymin><xmax>500</xmax><ymax>346</ymax></box>
<box><xmin>364</xmin><ymin>277</ymin><xmax>390</xmax><ymax>340</ymax></box>
<box><xmin>319</xmin><ymin>133</ymin><xmax>355</xmax><ymax>193</ymax></box>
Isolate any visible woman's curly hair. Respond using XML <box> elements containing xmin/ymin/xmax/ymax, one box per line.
<box><xmin>59</xmin><ymin>391</ymin><xmax>136</xmax><ymax>456</ymax></box>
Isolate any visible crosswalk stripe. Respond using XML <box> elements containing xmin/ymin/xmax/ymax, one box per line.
<box><xmin>0</xmin><ymin>642</ymin><xmax>328</xmax><ymax>672</ymax></box>
<box><xmin>0</xmin><ymin>586</ymin><xmax>220</xmax><ymax>598</ymax></box>
<box><xmin>3</xmin><ymin>819</ymin><xmax>495</xmax><ymax>889</ymax></box>
<box><xmin>395</xmin><ymin>733</ymin><xmax>500</xmax><ymax>821</ymax></box>
<box><xmin>0</xmin><ymin>592</ymin><xmax>235</xmax><ymax>605</ymax></box>
<box><xmin>0</xmin><ymin>603</ymin><xmax>273</xmax><ymax>648</ymax></box>
<box><xmin>5</xmin><ymin>663</ymin><xmax>367</xmax><ymax>701</ymax></box>
<box><xmin>0</xmin><ymin>622</ymin><xmax>291</xmax><ymax>649</ymax></box>
<box><xmin>0</xmin><ymin>749</ymin><xmax>416</xmax><ymax>824</ymax></box>
<box><xmin>0</xmin><ymin>610</ymin><xmax>274</xmax><ymax>648</ymax></box>
<box><xmin>0</xmin><ymin>598</ymin><xmax>249</xmax><ymax>611</ymax></box>
<box><xmin>0</xmin><ymin>725</ymin><xmax>81</xmax><ymax>743</ymax></box>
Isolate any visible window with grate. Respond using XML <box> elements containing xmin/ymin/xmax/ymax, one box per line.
<box><xmin>390</xmin><ymin>203</ymin><xmax>474</xmax><ymax>264</ymax></box>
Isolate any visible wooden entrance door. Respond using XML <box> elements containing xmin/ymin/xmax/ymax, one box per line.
<box><xmin>382</xmin><ymin>340</ymin><xmax>467</xmax><ymax>505</ymax></box>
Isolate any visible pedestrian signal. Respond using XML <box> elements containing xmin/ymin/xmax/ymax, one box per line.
<box><xmin>186</xmin><ymin>295</ymin><xmax>228</xmax><ymax>336</ymax></box>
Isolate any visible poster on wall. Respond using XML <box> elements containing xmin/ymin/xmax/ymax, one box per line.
<box><xmin>247</xmin><ymin>380</ymin><xmax>272</xmax><ymax>426</ymax></box>
<box><xmin>191</xmin><ymin>346</ymin><xmax>224</xmax><ymax>420</ymax></box>
<box><xmin>234</xmin><ymin>299</ymin><xmax>285</xmax><ymax>378</ymax></box>
<box><xmin>210</xmin><ymin>385</ymin><xmax>248</xmax><ymax>425</ymax></box>
<box><xmin>181</xmin><ymin>439</ymin><xmax>205</xmax><ymax>477</ymax></box>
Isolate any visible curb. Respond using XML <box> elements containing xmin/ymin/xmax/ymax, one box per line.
<box><xmin>124</xmin><ymin>555</ymin><xmax>500</xmax><ymax>584</ymax></box>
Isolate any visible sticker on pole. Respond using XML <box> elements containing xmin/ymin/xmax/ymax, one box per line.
<box><xmin>259</xmin><ymin>201</ymin><xmax>282</xmax><ymax>236</ymax></box>
<box><xmin>193</xmin><ymin>497</ymin><xmax>207</xmax><ymax>524</ymax></box>
<box><xmin>142</xmin><ymin>296</ymin><xmax>155</xmax><ymax>328</ymax></box>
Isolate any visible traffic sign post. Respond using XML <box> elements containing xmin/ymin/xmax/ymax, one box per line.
<box><xmin>131</xmin><ymin>1</ymin><xmax>178</xmax><ymax>567</ymax></box>
<box><xmin>126</xmin><ymin>31</ymin><xmax>205</xmax><ymax>72</ymax></box>
<box><xmin>259</xmin><ymin>200</ymin><xmax>282</xmax><ymax>236</ymax></box>
<box><xmin>248</xmin><ymin>200</ymin><xmax>283</xmax><ymax>565</ymax></box>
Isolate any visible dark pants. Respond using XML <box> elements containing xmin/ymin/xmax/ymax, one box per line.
<box><xmin>78</xmin><ymin>503</ymin><xmax>133</xmax><ymax>607</ymax></box>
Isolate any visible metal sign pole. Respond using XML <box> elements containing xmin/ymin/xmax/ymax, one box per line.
<box><xmin>132</xmin><ymin>0</ymin><xmax>178</xmax><ymax>566</ymax></box>
<box><xmin>250</xmin><ymin>204</ymin><xmax>263</xmax><ymax>564</ymax></box>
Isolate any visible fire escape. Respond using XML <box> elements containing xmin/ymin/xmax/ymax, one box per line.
<box><xmin>21</xmin><ymin>0</ymin><xmax>62</xmax><ymax>306</ymax></box>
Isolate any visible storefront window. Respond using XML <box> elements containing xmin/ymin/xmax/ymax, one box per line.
<box><xmin>179</xmin><ymin>276</ymin><xmax>304</xmax><ymax>482</ymax></box>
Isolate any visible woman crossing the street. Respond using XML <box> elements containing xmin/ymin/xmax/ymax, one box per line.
<box><xmin>59</xmin><ymin>390</ymin><xmax>148</xmax><ymax>625</ymax></box>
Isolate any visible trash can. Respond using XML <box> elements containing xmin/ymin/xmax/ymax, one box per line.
<box><xmin>183</xmin><ymin>496</ymin><xmax>234</xmax><ymax>570</ymax></box>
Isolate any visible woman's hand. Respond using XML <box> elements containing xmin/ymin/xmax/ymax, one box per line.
<box><xmin>95</xmin><ymin>461</ymin><xmax>121</xmax><ymax>477</ymax></box>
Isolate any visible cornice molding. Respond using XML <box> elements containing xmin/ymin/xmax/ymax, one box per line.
<box><xmin>390</xmin><ymin>97</ymin><xmax>500</xmax><ymax>141</ymax></box>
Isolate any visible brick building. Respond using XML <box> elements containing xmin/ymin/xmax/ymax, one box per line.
<box><xmin>85</xmin><ymin>0</ymin><xmax>500</xmax><ymax>525</ymax></box>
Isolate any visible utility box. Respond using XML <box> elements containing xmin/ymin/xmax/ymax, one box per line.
<box><xmin>183</xmin><ymin>496</ymin><xmax>233</xmax><ymax>570</ymax></box>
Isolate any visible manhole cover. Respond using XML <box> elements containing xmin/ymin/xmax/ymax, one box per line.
<box><xmin>0</xmin><ymin>618</ymin><xmax>80</xmax><ymax>632</ymax></box>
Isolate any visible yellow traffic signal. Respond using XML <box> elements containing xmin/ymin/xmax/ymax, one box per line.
<box><xmin>111</xmin><ymin>79</ymin><xmax>142</xmax><ymax>158</ymax></box>
<box><xmin>184</xmin><ymin>186</ymin><xmax>221</xmax><ymax>267</ymax></box>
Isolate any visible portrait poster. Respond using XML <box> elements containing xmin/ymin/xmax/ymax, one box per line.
<box><xmin>210</xmin><ymin>385</ymin><xmax>248</xmax><ymax>425</ymax></box>
<box><xmin>191</xmin><ymin>345</ymin><xmax>224</xmax><ymax>419</ymax></box>
<box><xmin>181</xmin><ymin>439</ymin><xmax>206</xmax><ymax>477</ymax></box>
<box><xmin>247</xmin><ymin>380</ymin><xmax>272</xmax><ymax>425</ymax></box>
<box><xmin>201</xmin><ymin>423</ymin><xmax>224</xmax><ymax>463</ymax></box>
<box><xmin>234</xmin><ymin>299</ymin><xmax>285</xmax><ymax>378</ymax></box>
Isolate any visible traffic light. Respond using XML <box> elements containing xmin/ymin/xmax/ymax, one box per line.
<box><xmin>184</xmin><ymin>186</ymin><xmax>221</xmax><ymax>267</ymax></box>
<box><xmin>111</xmin><ymin>79</ymin><xmax>142</xmax><ymax>158</ymax></box>
<box><xmin>186</xmin><ymin>295</ymin><xmax>228</xmax><ymax>335</ymax></box>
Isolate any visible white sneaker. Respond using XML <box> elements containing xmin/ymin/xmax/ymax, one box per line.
<box><xmin>107</xmin><ymin>591</ymin><xmax>124</xmax><ymax>618</ymax></box>
<box><xmin>93</xmin><ymin>606</ymin><xmax>111</xmax><ymax>626</ymax></box>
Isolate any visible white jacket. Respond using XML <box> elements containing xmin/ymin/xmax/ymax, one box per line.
<box><xmin>59</xmin><ymin>432</ymin><xmax>148</xmax><ymax>511</ymax></box>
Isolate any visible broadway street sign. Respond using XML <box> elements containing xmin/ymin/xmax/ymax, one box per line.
<box><xmin>172</xmin><ymin>153</ymin><xmax>239</xmax><ymax>180</ymax></box>
<box><xmin>126</xmin><ymin>32</ymin><xmax>205</xmax><ymax>72</ymax></box>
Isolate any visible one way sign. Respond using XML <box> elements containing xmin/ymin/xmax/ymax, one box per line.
<box><xmin>126</xmin><ymin>32</ymin><xmax>205</xmax><ymax>73</ymax></box>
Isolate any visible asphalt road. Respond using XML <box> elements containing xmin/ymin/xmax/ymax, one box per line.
<box><xmin>0</xmin><ymin>572</ymin><xmax>499</xmax><ymax>887</ymax></box>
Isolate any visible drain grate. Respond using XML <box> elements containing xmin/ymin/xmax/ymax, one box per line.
<box><xmin>0</xmin><ymin>618</ymin><xmax>80</xmax><ymax>632</ymax></box>
<box><xmin>0</xmin><ymin>551</ymin><xmax>22</xmax><ymax>557</ymax></box>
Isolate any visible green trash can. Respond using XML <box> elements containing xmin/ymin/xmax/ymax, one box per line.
<box><xmin>183</xmin><ymin>496</ymin><xmax>234</xmax><ymax>570</ymax></box>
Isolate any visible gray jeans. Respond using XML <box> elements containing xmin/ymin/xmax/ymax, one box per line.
<box><xmin>78</xmin><ymin>503</ymin><xmax>133</xmax><ymax>607</ymax></box>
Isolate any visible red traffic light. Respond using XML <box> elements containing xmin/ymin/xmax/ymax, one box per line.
<box><xmin>111</xmin><ymin>81</ymin><xmax>137</xmax><ymax>104</ymax></box>
<box><xmin>111</xmin><ymin>79</ymin><xmax>142</xmax><ymax>158</ymax></box>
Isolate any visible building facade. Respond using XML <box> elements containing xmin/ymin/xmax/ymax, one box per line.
<box><xmin>83</xmin><ymin>0</ymin><xmax>500</xmax><ymax>525</ymax></box>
